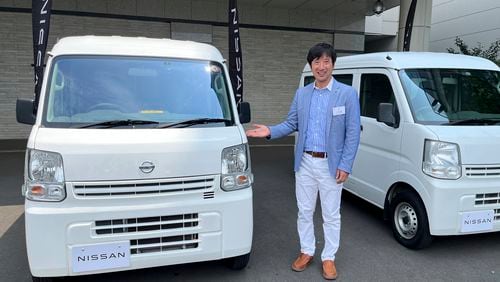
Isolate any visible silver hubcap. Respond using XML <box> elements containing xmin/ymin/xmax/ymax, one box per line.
<box><xmin>394</xmin><ymin>202</ymin><xmax>418</xmax><ymax>239</ymax></box>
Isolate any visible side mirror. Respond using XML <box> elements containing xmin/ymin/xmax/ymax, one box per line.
<box><xmin>238</xmin><ymin>102</ymin><xmax>251</xmax><ymax>124</ymax></box>
<box><xmin>16</xmin><ymin>99</ymin><xmax>36</xmax><ymax>125</ymax></box>
<box><xmin>377</xmin><ymin>103</ymin><xmax>396</xmax><ymax>127</ymax></box>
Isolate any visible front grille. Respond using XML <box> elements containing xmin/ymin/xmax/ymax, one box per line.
<box><xmin>475</xmin><ymin>193</ymin><xmax>500</xmax><ymax>206</ymax></box>
<box><xmin>495</xmin><ymin>209</ymin><xmax>500</xmax><ymax>221</ymax></box>
<box><xmin>93</xmin><ymin>213</ymin><xmax>199</xmax><ymax>235</ymax></box>
<box><xmin>465</xmin><ymin>165</ymin><xmax>500</xmax><ymax>178</ymax></box>
<box><xmin>203</xmin><ymin>191</ymin><xmax>215</xmax><ymax>199</ymax></box>
<box><xmin>73</xmin><ymin>175</ymin><xmax>215</xmax><ymax>197</ymax></box>
<box><xmin>130</xmin><ymin>234</ymin><xmax>199</xmax><ymax>255</ymax></box>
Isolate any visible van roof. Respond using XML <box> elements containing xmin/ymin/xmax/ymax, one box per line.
<box><xmin>302</xmin><ymin>52</ymin><xmax>500</xmax><ymax>72</ymax></box>
<box><xmin>49</xmin><ymin>36</ymin><xmax>224</xmax><ymax>62</ymax></box>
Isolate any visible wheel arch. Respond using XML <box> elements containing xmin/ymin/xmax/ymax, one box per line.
<box><xmin>383</xmin><ymin>181</ymin><xmax>430</xmax><ymax>223</ymax></box>
<box><xmin>384</xmin><ymin>181</ymin><xmax>434</xmax><ymax>249</ymax></box>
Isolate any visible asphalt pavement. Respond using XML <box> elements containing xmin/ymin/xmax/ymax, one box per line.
<box><xmin>1</xmin><ymin>147</ymin><xmax>500</xmax><ymax>282</ymax></box>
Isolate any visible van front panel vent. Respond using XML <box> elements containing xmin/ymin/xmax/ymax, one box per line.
<box><xmin>130</xmin><ymin>234</ymin><xmax>199</xmax><ymax>255</ymax></box>
<box><xmin>465</xmin><ymin>165</ymin><xmax>500</xmax><ymax>178</ymax></box>
<box><xmin>203</xmin><ymin>191</ymin><xmax>215</xmax><ymax>199</ymax></box>
<box><xmin>73</xmin><ymin>175</ymin><xmax>215</xmax><ymax>198</ymax></box>
<box><xmin>475</xmin><ymin>193</ymin><xmax>500</xmax><ymax>206</ymax></box>
<box><xmin>495</xmin><ymin>209</ymin><xmax>500</xmax><ymax>221</ymax></box>
<box><xmin>93</xmin><ymin>213</ymin><xmax>199</xmax><ymax>235</ymax></box>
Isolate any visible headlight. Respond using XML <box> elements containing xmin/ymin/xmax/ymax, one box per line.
<box><xmin>221</xmin><ymin>144</ymin><xmax>253</xmax><ymax>191</ymax></box>
<box><xmin>422</xmin><ymin>140</ymin><xmax>461</xmax><ymax>179</ymax></box>
<box><xmin>24</xmin><ymin>149</ymin><xmax>66</xmax><ymax>201</ymax></box>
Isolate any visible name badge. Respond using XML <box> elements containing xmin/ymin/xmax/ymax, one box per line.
<box><xmin>332</xmin><ymin>106</ymin><xmax>345</xmax><ymax>116</ymax></box>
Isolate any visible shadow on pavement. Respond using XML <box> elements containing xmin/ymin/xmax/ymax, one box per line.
<box><xmin>0</xmin><ymin>215</ymin><xmax>30</xmax><ymax>282</ymax></box>
<box><xmin>0</xmin><ymin>152</ymin><xmax>25</xmax><ymax>206</ymax></box>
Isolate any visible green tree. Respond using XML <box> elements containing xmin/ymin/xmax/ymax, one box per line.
<box><xmin>447</xmin><ymin>37</ymin><xmax>500</xmax><ymax>66</ymax></box>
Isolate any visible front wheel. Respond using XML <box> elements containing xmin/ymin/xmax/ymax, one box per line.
<box><xmin>225</xmin><ymin>252</ymin><xmax>251</xmax><ymax>270</ymax></box>
<box><xmin>390</xmin><ymin>191</ymin><xmax>433</xmax><ymax>249</ymax></box>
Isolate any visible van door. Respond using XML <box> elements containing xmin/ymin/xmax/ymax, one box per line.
<box><xmin>346</xmin><ymin>69</ymin><xmax>403</xmax><ymax>207</ymax></box>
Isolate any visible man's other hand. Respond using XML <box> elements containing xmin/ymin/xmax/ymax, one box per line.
<box><xmin>336</xmin><ymin>169</ymin><xmax>349</xmax><ymax>184</ymax></box>
<box><xmin>246</xmin><ymin>124</ymin><xmax>270</xmax><ymax>138</ymax></box>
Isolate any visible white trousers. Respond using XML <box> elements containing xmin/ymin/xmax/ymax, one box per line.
<box><xmin>295</xmin><ymin>153</ymin><xmax>343</xmax><ymax>261</ymax></box>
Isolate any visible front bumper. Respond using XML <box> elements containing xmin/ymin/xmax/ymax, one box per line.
<box><xmin>25</xmin><ymin>185</ymin><xmax>252</xmax><ymax>277</ymax></box>
<box><xmin>425</xmin><ymin>175</ymin><xmax>500</xmax><ymax>236</ymax></box>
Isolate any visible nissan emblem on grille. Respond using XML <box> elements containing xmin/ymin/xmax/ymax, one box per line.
<box><xmin>139</xmin><ymin>161</ymin><xmax>155</xmax><ymax>173</ymax></box>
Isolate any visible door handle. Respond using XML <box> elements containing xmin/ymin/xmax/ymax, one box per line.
<box><xmin>360</xmin><ymin>124</ymin><xmax>363</xmax><ymax>131</ymax></box>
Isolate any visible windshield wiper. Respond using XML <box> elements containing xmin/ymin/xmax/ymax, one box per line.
<box><xmin>445</xmin><ymin>118</ymin><xmax>500</xmax><ymax>125</ymax></box>
<box><xmin>158</xmin><ymin>118</ymin><xmax>231</xmax><ymax>128</ymax></box>
<box><xmin>79</xmin><ymin>119</ymin><xmax>159</xmax><ymax>128</ymax></box>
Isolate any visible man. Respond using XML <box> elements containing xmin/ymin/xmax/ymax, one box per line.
<box><xmin>246</xmin><ymin>43</ymin><xmax>360</xmax><ymax>280</ymax></box>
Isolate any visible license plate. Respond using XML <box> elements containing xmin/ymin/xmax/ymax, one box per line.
<box><xmin>71</xmin><ymin>242</ymin><xmax>130</xmax><ymax>273</ymax></box>
<box><xmin>460</xmin><ymin>210</ymin><xmax>494</xmax><ymax>233</ymax></box>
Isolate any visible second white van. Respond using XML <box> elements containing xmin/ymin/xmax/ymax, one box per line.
<box><xmin>301</xmin><ymin>52</ymin><xmax>500</xmax><ymax>249</ymax></box>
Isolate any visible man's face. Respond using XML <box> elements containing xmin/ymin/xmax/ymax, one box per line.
<box><xmin>311</xmin><ymin>54</ymin><xmax>334</xmax><ymax>85</ymax></box>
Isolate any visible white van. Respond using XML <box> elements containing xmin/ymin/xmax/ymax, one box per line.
<box><xmin>16</xmin><ymin>36</ymin><xmax>253</xmax><ymax>281</ymax></box>
<box><xmin>301</xmin><ymin>52</ymin><xmax>500</xmax><ymax>249</ymax></box>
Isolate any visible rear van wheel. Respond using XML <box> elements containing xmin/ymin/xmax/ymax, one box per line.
<box><xmin>390</xmin><ymin>190</ymin><xmax>433</xmax><ymax>249</ymax></box>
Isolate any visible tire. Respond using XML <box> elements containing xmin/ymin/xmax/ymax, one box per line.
<box><xmin>390</xmin><ymin>190</ymin><xmax>433</xmax><ymax>249</ymax></box>
<box><xmin>225</xmin><ymin>252</ymin><xmax>251</xmax><ymax>270</ymax></box>
<box><xmin>32</xmin><ymin>276</ymin><xmax>54</xmax><ymax>282</ymax></box>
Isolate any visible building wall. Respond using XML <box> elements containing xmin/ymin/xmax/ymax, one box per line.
<box><xmin>430</xmin><ymin>0</ymin><xmax>499</xmax><ymax>52</ymax></box>
<box><xmin>365</xmin><ymin>6</ymin><xmax>399</xmax><ymax>37</ymax></box>
<box><xmin>364</xmin><ymin>36</ymin><xmax>398</xmax><ymax>53</ymax></box>
<box><xmin>0</xmin><ymin>0</ymin><xmax>365</xmax><ymax>143</ymax></box>
<box><xmin>365</xmin><ymin>0</ymin><xmax>499</xmax><ymax>53</ymax></box>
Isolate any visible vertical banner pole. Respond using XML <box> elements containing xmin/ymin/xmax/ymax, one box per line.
<box><xmin>403</xmin><ymin>0</ymin><xmax>417</xmax><ymax>52</ymax></box>
<box><xmin>32</xmin><ymin>0</ymin><xmax>52</xmax><ymax>113</ymax></box>
<box><xmin>228</xmin><ymin>0</ymin><xmax>243</xmax><ymax>106</ymax></box>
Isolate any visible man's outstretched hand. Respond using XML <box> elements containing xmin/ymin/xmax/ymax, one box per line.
<box><xmin>246</xmin><ymin>124</ymin><xmax>271</xmax><ymax>138</ymax></box>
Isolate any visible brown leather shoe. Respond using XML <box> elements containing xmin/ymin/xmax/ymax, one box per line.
<box><xmin>291</xmin><ymin>253</ymin><xmax>313</xmax><ymax>272</ymax></box>
<box><xmin>322</xmin><ymin>260</ymin><xmax>338</xmax><ymax>280</ymax></box>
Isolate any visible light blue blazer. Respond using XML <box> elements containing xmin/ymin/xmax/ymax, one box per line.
<box><xmin>269</xmin><ymin>79</ymin><xmax>361</xmax><ymax>176</ymax></box>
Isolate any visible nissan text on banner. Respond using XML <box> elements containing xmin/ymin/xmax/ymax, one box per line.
<box><xmin>229</xmin><ymin>0</ymin><xmax>243</xmax><ymax>106</ymax></box>
<box><xmin>32</xmin><ymin>0</ymin><xmax>52</xmax><ymax>114</ymax></box>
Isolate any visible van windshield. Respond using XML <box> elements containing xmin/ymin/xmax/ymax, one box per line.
<box><xmin>42</xmin><ymin>56</ymin><xmax>234</xmax><ymax>128</ymax></box>
<box><xmin>399</xmin><ymin>68</ymin><xmax>500</xmax><ymax>125</ymax></box>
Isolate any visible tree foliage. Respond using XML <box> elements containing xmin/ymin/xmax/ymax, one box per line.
<box><xmin>447</xmin><ymin>37</ymin><xmax>500</xmax><ymax>66</ymax></box>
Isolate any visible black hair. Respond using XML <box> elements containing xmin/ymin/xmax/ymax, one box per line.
<box><xmin>307</xmin><ymin>43</ymin><xmax>337</xmax><ymax>66</ymax></box>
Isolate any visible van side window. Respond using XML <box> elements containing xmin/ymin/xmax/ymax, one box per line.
<box><xmin>303</xmin><ymin>74</ymin><xmax>353</xmax><ymax>87</ymax></box>
<box><xmin>360</xmin><ymin>73</ymin><xmax>396</xmax><ymax>118</ymax></box>
<box><xmin>333</xmin><ymin>74</ymin><xmax>353</xmax><ymax>86</ymax></box>
<box><xmin>304</xmin><ymin>76</ymin><xmax>314</xmax><ymax>86</ymax></box>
